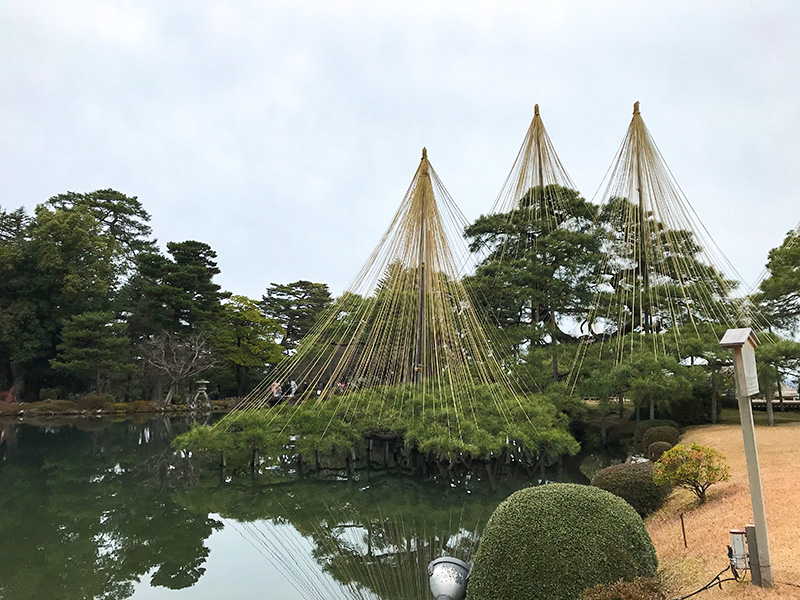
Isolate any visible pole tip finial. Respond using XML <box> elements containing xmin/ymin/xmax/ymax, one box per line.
<box><xmin>421</xmin><ymin>147</ymin><xmax>427</xmax><ymax>160</ymax></box>
<box><xmin>633</xmin><ymin>101</ymin><xmax>640</xmax><ymax>115</ymax></box>
<box><xmin>534</xmin><ymin>104</ymin><xmax>539</xmax><ymax>116</ymax></box>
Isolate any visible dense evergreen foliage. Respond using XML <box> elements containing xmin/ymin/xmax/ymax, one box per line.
<box><xmin>580</xmin><ymin>577</ymin><xmax>668</xmax><ymax>600</ymax></box>
<box><xmin>591</xmin><ymin>461</ymin><xmax>672</xmax><ymax>517</ymax></box>
<box><xmin>175</xmin><ymin>383</ymin><xmax>580</xmax><ymax>477</ymax></box>
<box><xmin>0</xmin><ymin>191</ymin><xmax>285</xmax><ymax>403</ymax></box>
<box><xmin>641</xmin><ymin>425</ymin><xmax>680</xmax><ymax>452</ymax></box>
<box><xmin>467</xmin><ymin>483</ymin><xmax>658</xmax><ymax>600</ymax></box>
<box><xmin>1</xmin><ymin>186</ymin><xmax>798</xmax><ymax>420</ymax></box>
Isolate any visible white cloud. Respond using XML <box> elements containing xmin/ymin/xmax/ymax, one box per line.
<box><xmin>1</xmin><ymin>1</ymin><xmax>799</xmax><ymax>299</ymax></box>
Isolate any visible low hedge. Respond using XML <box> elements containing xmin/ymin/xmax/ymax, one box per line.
<box><xmin>633</xmin><ymin>420</ymin><xmax>679</xmax><ymax>452</ymax></box>
<box><xmin>77</xmin><ymin>394</ymin><xmax>114</xmax><ymax>410</ymax></box>
<box><xmin>591</xmin><ymin>462</ymin><xmax>671</xmax><ymax>517</ymax></box>
<box><xmin>467</xmin><ymin>483</ymin><xmax>658</xmax><ymax>600</ymax></box>
<box><xmin>647</xmin><ymin>441</ymin><xmax>673</xmax><ymax>462</ymax></box>
<box><xmin>641</xmin><ymin>426</ymin><xmax>680</xmax><ymax>452</ymax></box>
<box><xmin>580</xmin><ymin>577</ymin><xmax>668</xmax><ymax>600</ymax></box>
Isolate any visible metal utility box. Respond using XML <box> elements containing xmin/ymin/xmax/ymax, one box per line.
<box><xmin>729</xmin><ymin>529</ymin><xmax>749</xmax><ymax>570</ymax></box>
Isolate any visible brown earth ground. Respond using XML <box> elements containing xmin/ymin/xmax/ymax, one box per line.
<box><xmin>647</xmin><ymin>409</ymin><xmax>800</xmax><ymax>599</ymax></box>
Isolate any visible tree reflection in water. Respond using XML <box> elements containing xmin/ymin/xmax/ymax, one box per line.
<box><xmin>177</xmin><ymin>475</ymin><xmax>517</xmax><ymax>600</ymax></box>
<box><xmin>0</xmin><ymin>417</ymin><xmax>221</xmax><ymax>600</ymax></box>
<box><xmin>0</xmin><ymin>418</ymin><xmax>586</xmax><ymax>600</ymax></box>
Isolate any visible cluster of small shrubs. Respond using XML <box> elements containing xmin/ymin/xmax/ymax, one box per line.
<box><xmin>641</xmin><ymin>425</ymin><xmax>680</xmax><ymax>452</ymax></box>
<box><xmin>580</xmin><ymin>577</ymin><xmax>668</xmax><ymax>600</ymax></box>
<box><xmin>107</xmin><ymin>400</ymin><xmax>158</xmax><ymax>413</ymax></box>
<box><xmin>467</xmin><ymin>483</ymin><xmax>657</xmax><ymax>600</ymax></box>
<box><xmin>633</xmin><ymin>419</ymin><xmax>679</xmax><ymax>452</ymax></box>
<box><xmin>591</xmin><ymin>462</ymin><xmax>672</xmax><ymax>517</ymax></box>
<box><xmin>19</xmin><ymin>399</ymin><xmax>81</xmax><ymax>414</ymax></box>
<box><xmin>77</xmin><ymin>394</ymin><xmax>115</xmax><ymax>410</ymax></box>
<box><xmin>604</xmin><ymin>419</ymin><xmax>638</xmax><ymax>448</ymax></box>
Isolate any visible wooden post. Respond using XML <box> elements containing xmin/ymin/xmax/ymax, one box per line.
<box><xmin>680</xmin><ymin>513</ymin><xmax>688</xmax><ymax>548</ymax></box>
<box><xmin>746</xmin><ymin>525</ymin><xmax>762</xmax><ymax>587</ymax></box>
<box><xmin>720</xmin><ymin>328</ymin><xmax>773</xmax><ymax>587</ymax></box>
<box><xmin>413</xmin><ymin>148</ymin><xmax>429</xmax><ymax>384</ymax></box>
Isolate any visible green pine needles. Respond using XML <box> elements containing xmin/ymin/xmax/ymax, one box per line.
<box><xmin>175</xmin><ymin>382</ymin><xmax>579</xmax><ymax>477</ymax></box>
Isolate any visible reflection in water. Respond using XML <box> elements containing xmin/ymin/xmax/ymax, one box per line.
<box><xmin>0</xmin><ymin>417</ymin><xmax>221</xmax><ymax>600</ymax></box>
<box><xmin>179</xmin><ymin>477</ymin><xmax>507</xmax><ymax>600</ymax></box>
<box><xmin>0</xmin><ymin>418</ymin><xmax>610</xmax><ymax>600</ymax></box>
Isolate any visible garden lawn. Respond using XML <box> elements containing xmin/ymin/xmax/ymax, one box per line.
<box><xmin>646</xmin><ymin>420</ymin><xmax>800</xmax><ymax>599</ymax></box>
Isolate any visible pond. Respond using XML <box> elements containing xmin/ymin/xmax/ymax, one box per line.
<box><xmin>0</xmin><ymin>417</ymin><xmax>617</xmax><ymax>600</ymax></box>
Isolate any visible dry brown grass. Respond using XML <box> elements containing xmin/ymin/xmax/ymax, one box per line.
<box><xmin>646</xmin><ymin>421</ymin><xmax>800</xmax><ymax>599</ymax></box>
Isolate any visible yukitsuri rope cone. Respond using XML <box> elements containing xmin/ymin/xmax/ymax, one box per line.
<box><xmin>210</xmin><ymin>148</ymin><xmax>570</xmax><ymax>454</ymax></box>
<box><xmin>569</xmin><ymin>101</ymin><xmax>768</xmax><ymax>382</ymax></box>
<box><xmin>466</xmin><ymin>104</ymin><xmax>598</xmax><ymax>384</ymax></box>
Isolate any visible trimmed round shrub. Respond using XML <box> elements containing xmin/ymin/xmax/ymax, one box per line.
<box><xmin>580</xmin><ymin>577</ymin><xmax>668</xmax><ymax>600</ymax></box>
<box><xmin>641</xmin><ymin>426</ymin><xmax>680</xmax><ymax>452</ymax></box>
<box><xmin>591</xmin><ymin>462</ymin><xmax>672</xmax><ymax>517</ymax></box>
<box><xmin>633</xmin><ymin>420</ymin><xmax>679</xmax><ymax>451</ymax></box>
<box><xmin>647</xmin><ymin>441</ymin><xmax>672</xmax><ymax>462</ymax></box>
<box><xmin>467</xmin><ymin>483</ymin><xmax>658</xmax><ymax>600</ymax></box>
<box><xmin>77</xmin><ymin>393</ymin><xmax>114</xmax><ymax>410</ymax></box>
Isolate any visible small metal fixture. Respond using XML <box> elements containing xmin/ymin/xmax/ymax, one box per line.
<box><xmin>428</xmin><ymin>557</ymin><xmax>470</xmax><ymax>600</ymax></box>
<box><xmin>728</xmin><ymin>528</ymin><xmax>749</xmax><ymax>572</ymax></box>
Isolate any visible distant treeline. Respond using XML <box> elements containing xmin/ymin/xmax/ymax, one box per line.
<box><xmin>0</xmin><ymin>188</ymin><xmax>798</xmax><ymax>417</ymax></box>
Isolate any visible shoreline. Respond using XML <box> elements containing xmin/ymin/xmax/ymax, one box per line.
<box><xmin>0</xmin><ymin>398</ymin><xmax>237</xmax><ymax>422</ymax></box>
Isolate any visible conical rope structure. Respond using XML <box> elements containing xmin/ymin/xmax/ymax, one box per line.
<box><xmin>569</xmin><ymin>101</ymin><xmax>771</xmax><ymax>383</ymax></box>
<box><xmin>488</xmin><ymin>104</ymin><xmax>584</xmax><ymax>215</ymax></box>
<box><xmin>465</xmin><ymin>105</ymin><xmax>599</xmax><ymax>385</ymax></box>
<box><xmin>195</xmin><ymin>149</ymin><xmax>579</xmax><ymax>463</ymax></box>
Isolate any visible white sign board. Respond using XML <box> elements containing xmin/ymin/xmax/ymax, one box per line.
<box><xmin>720</xmin><ymin>328</ymin><xmax>760</xmax><ymax>397</ymax></box>
<box><xmin>741</xmin><ymin>342</ymin><xmax>759</xmax><ymax>397</ymax></box>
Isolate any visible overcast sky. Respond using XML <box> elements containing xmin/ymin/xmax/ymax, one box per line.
<box><xmin>2</xmin><ymin>1</ymin><xmax>799</xmax><ymax>299</ymax></box>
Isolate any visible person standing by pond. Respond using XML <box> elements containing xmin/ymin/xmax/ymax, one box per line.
<box><xmin>271</xmin><ymin>381</ymin><xmax>281</xmax><ymax>404</ymax></box>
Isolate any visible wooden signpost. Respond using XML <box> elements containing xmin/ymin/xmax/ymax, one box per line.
<box><xmin>719</xmin><ymin>328</ymin><xmax>772</xmax><ymax>587</ymax></box>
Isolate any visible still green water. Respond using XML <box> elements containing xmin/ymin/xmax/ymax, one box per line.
<box><xmin>0</xmin><ymin>417</ymin><xmax>607</xmax><ymax>600</ymax></box>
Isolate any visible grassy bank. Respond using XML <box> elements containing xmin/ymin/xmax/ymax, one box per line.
<box><xmin>646</xmin><ymin>414</ymin><xmax>800</xmax><ymax>599</ymax></box>
<box><xmin>0</xmin><ymin>398</ymin><xmax>236</xmax><ymax>420</ymax></box>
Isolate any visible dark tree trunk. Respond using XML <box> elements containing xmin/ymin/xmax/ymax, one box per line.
<box><xmin>549</xmin><ymin>305</ymin><xmax>559</xmax><ymax>383</ymax></box>
<box><xmin>236</xmin><ymin>364</ymin><xmax>246</xmax><ymax>397</ymax></box>
<box><xmin>711</xmin><ymin>368</ymin><xmax>718</xmax><ymax>424</ymax></box>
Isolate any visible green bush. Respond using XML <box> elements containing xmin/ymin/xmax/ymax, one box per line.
<box><xmin>605</xmin><ymin>419</ymin><xmax>637</xmax><ymax>449</ymax></box>
<box><xmin>580</xmin><ymin>577</ymin><xmax>667</xmax><ymax>600</ymax></box>
<box><xmin>175</xmin><ymin>382</ymin><xmax>580</xmax><ymax>469</ymax></box>
<box><xmin>467</xmin><ymin>483</ymin><xmax>658</xmax><ymax>600</ymax></box>
<box><xmin>107</xmin><ymin>401</ymin><xmax>156</xmax><ymax>413</ymax></box>
<box><xmin>633</xmin><ymin>420</ymin><xmax>678</xmax><ymax>452</ymax></box>
<box><xmin>77</xmin><ymin>394</ymin><xmax>114</xmax><ymax>410</ymax></box>
<box><xmin>24</xmin><ymin>399</ymin><xmax>80</xmax><ymax>413</ymax></box>
<box><xmin>641</xmin><ymin>426</ymin><xmax>680</xmax><ymax>452</ymax></box>
<box><xmin>647</xmin><ymin>441</ymin><xmax>672</xmax><ymax>462</ymax></box>
<box><xmin>591</xmin><ymin>462</ymin><xmax>671</xmax><ymax>517</ymax></box>
<box><xmin>654</xmin><ymin>443</ymin><xmax>730</xmax><ymax>504</ymax></box>
<box><xmin>658</xmin><ymin>367</ymin><xmax>716</xmax><ymax>426</ymax></box>
<box><xmin>39</xmin><ymin>387</ymin><xmax>62</xmax><ymax>401</ymax></box>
